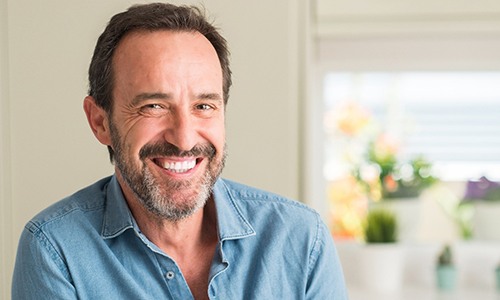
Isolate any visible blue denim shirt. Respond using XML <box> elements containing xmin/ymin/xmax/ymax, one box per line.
<box><xmin>12</xmin><ymin>175</ymin><xmax>347</xmax><ymax>299</ymax></box>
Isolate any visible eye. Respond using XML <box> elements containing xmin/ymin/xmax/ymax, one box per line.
<box><xmin>139</xmin><ymin>103</ymin><xmax>167</xmax><ymax>116</ymax></box>
<box><xmin>195</xmin><ymin>103</ymin><xmax>213</xmax><ymax>111</ymax></box>
<box><xmin>146</xmin><ymin>104</ymin><xmax>163</xmax><ymax>109</ymax></box>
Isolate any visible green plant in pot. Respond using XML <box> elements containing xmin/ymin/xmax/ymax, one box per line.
<box><xmin>436</xmin><ymin>244</ymin><xmax>456</xmax><ymax>291</ymax></box>
<box><xmin>363</xmin><ymin>208</ymin><xmax>397</xmax><ymax>243</ymax></box>
<box><xmin>359</xmin><ymin>208</ymin><xmax>403</xmax><ymax>292</ymax></box>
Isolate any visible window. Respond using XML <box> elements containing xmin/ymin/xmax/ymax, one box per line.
<box><xmin>306</xmin><ymin>1</ymin><xmax>500</xmax><ymax>238</ymax></box>
<box><xmin>323</xmin><ymin>72</ymin><xmax>500</xmax><ymax>181</ymax></box>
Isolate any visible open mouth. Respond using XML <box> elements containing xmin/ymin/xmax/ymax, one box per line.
<box><xmin>153</xmin><ymin>158</ymin><xmax>200</xmax><ymax>173</ymax></box>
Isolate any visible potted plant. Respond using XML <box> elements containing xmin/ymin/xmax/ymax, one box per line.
<box><xmin>461</xmin><ymin>176</ymin><xmax>500</xmax><ymax>240</ymax></box>
<box><xmin>363</xmin><ymin>208</ymin><xmax>397</xmax><ymax>243</ymax></box>
<box><xmin>436</xmin><ymin>244</ymin><xmax>457</xmax><ymax>291</ymax></box>
<box><xmin>325</xmin><ymin>101</ymin><xmax>438</xmax><ymax>241</ymax></box>
<box><xmin>358</xmin><ymin>208</ymin><xmax>404</xmax><ymax>292</ymax></box>
<box><xmin>355</xmin><ymin>133</ymin><xmax>438</xmax><ymax>242</ymax></box>
<box><xmin>354</xmin><ymin>133</ymin><xmax>438</xmax><ymax>201</ymax></box>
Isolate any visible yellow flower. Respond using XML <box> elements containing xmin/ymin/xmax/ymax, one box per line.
<box><xmin>325</xmin><ymin>101</ymin><xmax>372</xmax><ymax>137</ymax></box>
<box><xmin>328</xmin><ymin>175</ymin><xmax>369</xmax><ymax>239</ymax></box>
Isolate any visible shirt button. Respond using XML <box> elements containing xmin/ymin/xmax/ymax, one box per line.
<box><xmin>166</xmin><ymin>271</ymin><xmax>175</xmax><ymax>280</ymax></box>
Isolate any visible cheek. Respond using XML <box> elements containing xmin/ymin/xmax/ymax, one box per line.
<box><xmin>205</xmin><ymin>121</ymin><xmax>225</xmax><ymax>150</ymax></box>
<box><xmin>120</xmin><ymin>119</ymin><xmax>164</xmax><ymax>155</ymax></box>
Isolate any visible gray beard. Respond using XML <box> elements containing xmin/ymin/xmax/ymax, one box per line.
<box><xmin>109</xmin><ymin>120</ymin><xmax>225</xmax><ymax>222</ymax></box>
<box><xmin>124</xmin><ymin>161</ymin><xmax>214</xmax><ymax>222</ymax></box>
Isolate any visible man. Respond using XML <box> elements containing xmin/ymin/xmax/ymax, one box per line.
<box><xmin>12</xmin><ymin>3</ymin><xmax>347</xmax><ymax>299</ymax></box>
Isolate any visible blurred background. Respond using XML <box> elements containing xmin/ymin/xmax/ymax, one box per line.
<box><xmin>1</xmin><ymin>0</ymin><xmax>500</xmax><ymax>298</ymax></box>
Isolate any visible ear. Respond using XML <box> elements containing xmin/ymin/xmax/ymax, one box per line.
<box><xmin>83</xmin><ymin>96</ymin><xmax>112</xmax><ymax>146</ymax></box>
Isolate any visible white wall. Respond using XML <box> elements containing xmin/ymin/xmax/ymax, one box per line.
<box><xmin>0</xmin><ymin>0</ymin><xmax>13</xmax><ymax>296</ymax></box>
<box><xmin>1</xmin><ymin>0</ymin><xmax>308</xmax><ymax>297</ymax></box>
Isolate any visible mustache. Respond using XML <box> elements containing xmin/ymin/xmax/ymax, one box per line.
<box><xmin>139</xmin><ymin>142</ymin><xmax>216</xmax><ymax>160</ymax></box>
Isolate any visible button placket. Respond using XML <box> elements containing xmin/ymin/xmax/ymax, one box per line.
<box><xmin>155</xmin><ymin>254</ymin><xmax>193</xmax><ymax>299</ymax></box>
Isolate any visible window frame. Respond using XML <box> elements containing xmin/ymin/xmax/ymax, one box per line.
<box><xmin>305</xmin><ymin>33</ymin><xmax>500</xmax><ymax>222</ymax></box>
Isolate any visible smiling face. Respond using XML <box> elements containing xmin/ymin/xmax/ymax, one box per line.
<box><xmin>107</xmin><ymin>30</ymin><xmax>226</xmax><ymax>221</ymax></box>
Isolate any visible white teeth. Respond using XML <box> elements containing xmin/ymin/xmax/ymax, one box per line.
<box><xmin>162</xmin><ymin>160</ymin><xmax>196</xmax><ymax>173</ymax></box>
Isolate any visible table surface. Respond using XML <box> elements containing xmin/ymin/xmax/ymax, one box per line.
<box><xmin>337</xmin><ymin>241</ymin><xmax>500</xmax><ymax>300</ymax></box>
<box><xmin>348</xmin><ymin>285</ymin><xmax>500</xmax><ymax>300</ymax></box>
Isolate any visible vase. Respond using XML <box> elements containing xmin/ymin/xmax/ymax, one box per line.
<box><xmin>436</xmin><ymin>265</ymin><xmax>456</xmax><ymax>291</ymax></box>
<box><xmin>358</xmin><ymin>243</ymin><xmax>405</xmax><ymax>293</ymax></box>
<box><xmin>471</xmin><ymin>202</ymin><xmax>500</xmax><ymax>241</ymax></box>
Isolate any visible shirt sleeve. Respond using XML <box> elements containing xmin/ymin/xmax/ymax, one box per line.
<box><xmin>306</xmin><ymin>216</ymin><xmax>349</xmax><ymax>300</ymax></box>
<box><xmin>12</xmin><ymin>223</ymin><xmax>77</xmax><ymax>299</ymax></box>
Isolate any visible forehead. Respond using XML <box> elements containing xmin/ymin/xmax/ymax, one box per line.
<box><xmin>111</xmin><ymin>29</ymin><xmax>223</xmax><ymax>96</ymax></box>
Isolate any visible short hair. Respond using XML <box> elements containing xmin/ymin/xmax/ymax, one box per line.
<box><xmin>88</xmin><ymin>2</ymin><xmax>232</xmax><ymax>113</ymax></box>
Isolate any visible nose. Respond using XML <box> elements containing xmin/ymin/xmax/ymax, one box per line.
<box><xmin>163</xmin><ymin>109</ymin><xmax>198</xmax><ymax>152</ymax></box>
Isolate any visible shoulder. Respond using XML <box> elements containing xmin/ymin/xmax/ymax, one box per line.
<box><xmin>219</xmin><ymin>178</ymin><xmax>317</xmax><ymax>211</ymax></box>
<box><xmin>217</xmin><ymin>178</ymin><xmax>322</xmax><ymax>231</ymax></box>
<box><xmin>220</xmin><ymin>178</ymin><xmax>318</xmax><ymax>212</ymax></box>
<box><xmin>26</xmin><ymin>176</ymin><xmax>112</xmax><ymax>234</ymax></box>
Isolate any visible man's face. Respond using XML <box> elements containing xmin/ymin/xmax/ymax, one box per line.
<box><xmin>109</xmin><ymin>30</ymin><xmax>226</xmax><ymax>221</ymax></box>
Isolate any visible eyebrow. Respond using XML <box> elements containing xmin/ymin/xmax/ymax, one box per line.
<box><xmin>132</xmin><ymin>93</ymin><xmax>170</xmax><ymax>106</ymax></box>
<box><xmin>197</xmin><ymin>92</ymin><xmax>223</xmax><ymax>102</ymax></box>
<box><xmin>131</xmin><ymin>92</ymin><xmax>223</xmax><ymax>106</ymax></box>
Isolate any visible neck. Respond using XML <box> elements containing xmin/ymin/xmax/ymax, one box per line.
<box><xmin>115</xmin><ymin>174</ymin><xmax>218</xmax><ymax>256</ymax></box>
<box><xmin>133</xmin><ymin>197</ymin><xmax>218</xmax><ymax>252</ymax></box>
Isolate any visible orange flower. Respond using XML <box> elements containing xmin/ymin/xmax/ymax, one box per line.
<box><xmin>383</xmin><ymin>175</ymin><xmax>398</xmax><ymax>193</ymax></box>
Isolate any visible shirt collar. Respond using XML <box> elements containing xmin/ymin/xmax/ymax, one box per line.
<box><xmin>101</xmin><ymin>176</ymin><xmax>255</xmax><ymax>241</ymax></box>
<box><xmin>101</xmin><ymin>175</ymin><xmax>135</xmax><ymax>239</ymax></box>
<box><xmin>212</xmin><ymin>179</ymin><xmax>256</xmax><ymax>241</ymax></box>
